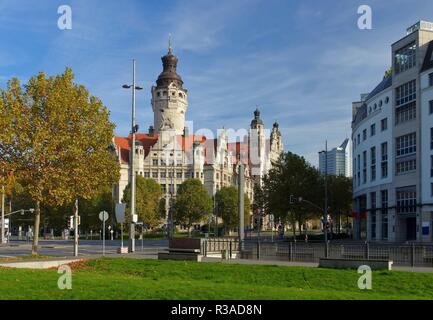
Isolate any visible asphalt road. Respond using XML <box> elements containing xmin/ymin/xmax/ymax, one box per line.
<box><xmin>0</xmin><ymin>239</ymin><xmax>168</xmax><ymax>259</ymax></box>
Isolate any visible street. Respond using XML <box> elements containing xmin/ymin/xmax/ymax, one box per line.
<box><xmin>0</xmin><ymin>239</ymin><xmax>168</xmax><ymax>259</ymax></box>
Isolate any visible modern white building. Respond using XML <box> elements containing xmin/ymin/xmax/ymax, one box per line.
<box><xmin>318</xmin><ymin>139</ymin><xmax>352</xmax><ymax>177</ymax></box>
<box><xmin>352</xmin><ymin>20</ymin><xmax>433</xmax><ymax>242</ymax></box>
<box><xmin>112</xmin><ymin>44</ymin><xmax>284</xmax><ymax>228</ymax></box>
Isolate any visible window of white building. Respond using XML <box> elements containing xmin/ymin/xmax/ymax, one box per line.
<box><xmin>381</xmin><ymin>142</ymin><xmax>388</xmax><ymax>178</ymax></box>
<box><xmin>396</xmin><ymin>187</ymin><xmax>416</xmax><ymax>214</ymax></box>
<box><xmin>396</xmin><ymin>80</ymin><xmax>416</xmax><ymax>106</ymax></box>
<box><xmin>396</xmin><ymin>133</ymin><xmax>416</xmax><ymax>157</ymax></box>
<box><xmin>381</xmin><ymin>190</ymin><xmax>388</xmax><ymax>240</ymax></box>
<box><xmin>381</xmin><ymin>118</ymin><xmax>388</xmax><ymax>131</ymax></box>
<box><xmin>370</xmin><ymin>147</ymin><xmax>376</xmax><ymax>181</ymax></box>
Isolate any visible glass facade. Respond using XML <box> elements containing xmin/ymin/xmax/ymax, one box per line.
<box><xmin>394</xmin><ymin>42</ymin><xmax>416</xmax><ymax>74</ymax></box>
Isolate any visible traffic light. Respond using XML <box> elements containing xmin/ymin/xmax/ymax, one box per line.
<box><xmin>68</xmin><ymin>216</ymin><xmax>74</xmax><ymax>229</ymax></box>
<box><xmin>289</xmin><ymin>195</ymin><xmax>295</xmax><ymax>204</ymax></box>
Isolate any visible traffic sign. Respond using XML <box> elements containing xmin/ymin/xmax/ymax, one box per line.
<box><xmin>0</xmin><ymin>218</ymin><xmax>9</xmax><ymax>229</ymax></box>
<box><xmin>99</xmin><ymin>211</ymin><xmax>109</xmax><ymax>222</ymax></box>
<box><xmin>69</xmin><ymin>215</ymin><xmax>81</xmax><ymax>228</ymax></box>
<box><xmin>115</xmin><ymin>203</ymin><xmax>126</xmax><ymax>223</ymax></box>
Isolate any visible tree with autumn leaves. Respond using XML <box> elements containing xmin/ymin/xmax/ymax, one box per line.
<box><xmin>0</xmin><ymin>69</ymin><xmax>120</xmax><ymax>254</ymax></box>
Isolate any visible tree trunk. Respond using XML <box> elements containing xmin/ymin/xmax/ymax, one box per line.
<box><xmin>32</xmin><ymin>201</ymin><xmax>41</xmax><ymax>255</ymax></box>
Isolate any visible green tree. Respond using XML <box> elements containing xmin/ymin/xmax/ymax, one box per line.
<box><xmin>122</xmin><ymin>176</ymin><xmax>163</xmax><ymax>228</ymax></box>
<box><xmin>79</xmin><ymin>186</ymin><xmax>115</xmax><ymax>232</ymax></box>
<box><xmin>263</xmin><ymin>152</ymin><xmax>322</xmax><ymax>236</ymax></box>
<box><xmin>215</xmin><ymin>186</ymin><xmax>250</xmax><ymax>233</ymax></box>
<box><xmin>216</xmin><ymin>187</ymin><xmax>238</xmax><ymax>233</ymax></box>
<box><xmin>252</xmin><ymin>184</ymin><xmax>265</xmax><ymax>213</ymax></box>
<box><xmin>172</xmin><ymin>179</ymin><xmax>212</xmax><ymax>236</ymax></box>
<box><xmin>326</xmin><ymin>175</ymin><xmax>352</xmax><ymax>234</ymax></box>
<box><xmin>244</xmin><ymin>193</ymin><xmax>251</xmax><ymax>228</ymax></box>
<box><xmin>0</xmin><ymin>69</ymin><xmax>119</xmax><ymax>254</ymax></box>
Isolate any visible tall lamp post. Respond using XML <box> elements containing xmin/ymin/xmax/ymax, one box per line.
<box><xmin>123</xmin><ymin>59</ymin><xmax>143</xmax><ymax>253</ymax></box>
<box><xmin>324</xmin><ymin>140</ymin><xmax>329</xmax><ymax>257</ymax></box>
<box><xmin>169</xmin><ymin>150</ymin><xmax>175</xmax><ymax>240</ymax></box>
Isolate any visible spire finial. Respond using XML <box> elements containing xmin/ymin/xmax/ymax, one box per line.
<box><xmin>168</xmin><ymin>33</ymin><xmax>173</xmax><ymax>54</ymax></box>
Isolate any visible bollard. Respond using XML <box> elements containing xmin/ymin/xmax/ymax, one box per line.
<box><xmin>257</xmin><ymin>241</ymin><xmax>261</xmax><ymax>260</ymax></box>
<box><xmin>411</xmin><ymin>243</ymin><xmax>415</xmax><ymax>268</ymax></box>
<box><xmin>365</xmin><ymin>241</ymin><xmax>369</xmax><ymax>260</ymax></box>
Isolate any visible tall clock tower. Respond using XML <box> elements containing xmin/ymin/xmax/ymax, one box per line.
<box><xmin>151</xmin><ymin>40</ymin><xmax>188</xmax><ymax>135</ymax></box>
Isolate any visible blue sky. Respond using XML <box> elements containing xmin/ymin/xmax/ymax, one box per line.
<box><xmin>1</xmin><ymin>0</ymin><xmax>433</xmax><ymax>166</ymax></box>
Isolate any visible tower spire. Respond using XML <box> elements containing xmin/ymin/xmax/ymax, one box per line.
<box><xmin>168</xmin><ymin>33</ymin><xmax>173</xmax><ymax>54</ymax></box>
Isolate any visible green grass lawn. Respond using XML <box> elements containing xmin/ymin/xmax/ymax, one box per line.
<box><xmin>0</xmin><ymin>258</ymin><xmax>433</xmax><ymax>300</ymax></box>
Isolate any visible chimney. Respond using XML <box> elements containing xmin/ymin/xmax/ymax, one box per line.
<box><xmin>183</xmin><ymin>126</ymin><xmax>189</xmax><ymax>137</ymax></box>
<box><xmin>149</xmin><ymin>126</ymin><xmax>154</xmax><ymax>136</ymax></box>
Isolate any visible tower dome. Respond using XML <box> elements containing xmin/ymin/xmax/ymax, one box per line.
<box><xmin>156</xmin><ymin>40</ymin><xmax>183</xmax><ymax>88</ymax></box>
<box><xmin>151</xmin><ymin>36</ymin><xmax>188</xmax><ymax>135</ymax></box>
<box><xmin>251</xmin><ymin>107</ymin><xmax>264</xmax><ymax>127</ymax></box>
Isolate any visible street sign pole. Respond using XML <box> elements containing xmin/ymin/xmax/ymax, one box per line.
<box><xmin>121</xmin><ymin>223</ymin><xmax>123</xmax><ymax>248</ymax></box>
<box><xmin>99</xmin><ymin>211</ymin><xmax>109</xmax><ymax>256</ymax></box>
<box><xmin>103</xmin><ymin>217</ymin><xmax>105</xmax><ymax>256</ymax></box>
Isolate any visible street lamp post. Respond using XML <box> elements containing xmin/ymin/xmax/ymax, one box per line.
<box><xmin>169</xmin><ymin>150</ymin><xmax>175</xmax><ymax>240</ymax></box>
<box><xmin>123</xmin><ymin>59</ymin><xmax>143</xmax><ymax>253</ymax></box>
<box><xmin>74</xmin><ymin>199</ymin><xmax>79</xmax><ymax>257</ymax></box>
<box><xmin>324</xmin><ymin>141</ymin><xmax>329</xmax><ymax>257</ymax></box>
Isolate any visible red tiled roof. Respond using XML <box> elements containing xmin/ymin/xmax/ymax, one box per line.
<box><xmin>113</xmin><ymin>133</ymin><xmax>206</xmax><ymax>164</ymax></box>
<box><xmin>228</xmin><ymin>142</ymin><xmax>249</xmax><ymax>165</ymax></box>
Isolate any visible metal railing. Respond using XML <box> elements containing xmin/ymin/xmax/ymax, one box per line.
<box><xmin>203</xmin><ymin>238</ymin><xmax>433</xmax><ymax>267</ymax></box>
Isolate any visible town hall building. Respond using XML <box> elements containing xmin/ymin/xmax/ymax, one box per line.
<box><xmin>112</xmin><ymin>44</ymin><xmax>284</xmax><ymax>228</ymax></box>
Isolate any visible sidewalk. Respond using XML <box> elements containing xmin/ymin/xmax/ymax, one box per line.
<box><xmin>202</xmin><ymin>257</ymin><xmax>318</xmax><ymax>268</ymax></box>
<box><xmin>202</xmin><ymin>257</ymin><xmax>433</xmax><ymax>272</ymax></box>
